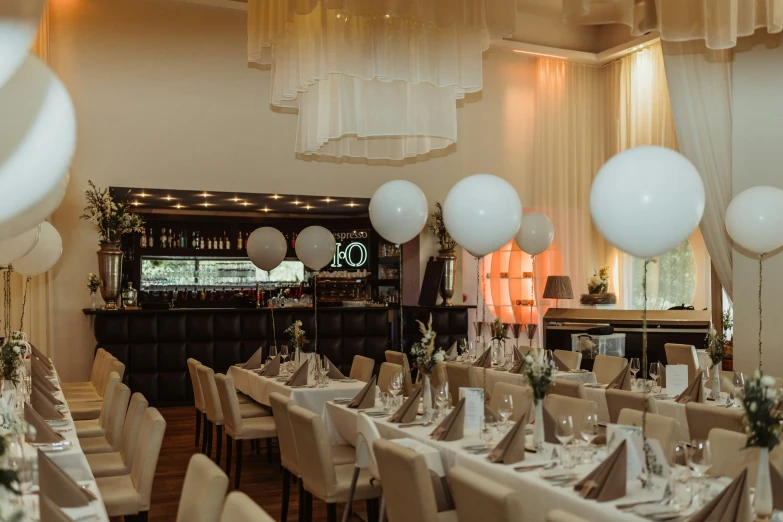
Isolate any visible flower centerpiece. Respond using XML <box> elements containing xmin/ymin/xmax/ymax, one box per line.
<box><xmin>523</xmin><ymin>354</ymin><xmax>555</xmax><ymax>450</ymax></box>
<box><xmin>87</xmin><ymin>273</ymin><xmax>101</xmax><ymax>311</ymax></box>
<box><xmin>490</xmin><ymin>317</ymin><xmax>509</xmax><ymax>366</ymax></box>
<box><xmin>580</xmin><ymin>265</ymin><xmax>617</xmax><ymax>305</ymax></box>
<box><xmin>410</xmin><ymin>314</ymin><xmax>446</xmax><ymax>422</ymax></box>
<box><xmin>284</xmin><ymin>320</ymin><xmax>309</xmax><ymax>362</ymax></box>
<box><xmin>722</xmin><ymin>306</ymin><xmax>734</xmax><ymax>365</ymax></box>
<box><xmin>704</xmin><ymin>325</ymin><xmax>727</xmax><ymax>398</ymax></box>
<box><xmin>429</xmin><ymin>202</ymin><xmax>458</xmax><ymax>306</ymax></box>
<box><xmin>740</xmin><ymin>371</ymin><xmax>783</xmax><ymax>517</ymax></box>
<box><xmin>0</xmin><ymin>342</ymin><xmax>23</xmax><ymax>389</ymax></box>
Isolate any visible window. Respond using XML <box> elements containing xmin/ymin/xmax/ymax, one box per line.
<box><xmin>622</xmin><ymin>240</ymin><xmax>698</xmax><ymax>310</ymax></box>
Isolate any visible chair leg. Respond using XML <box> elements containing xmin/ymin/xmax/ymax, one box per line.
<box><xmin>266</xmin><ymin>438</ymin><xmax>272</xmax><ymax>462</ymax></box>
<box><xmin>340</xmin><ymin>467</ymin><xmax>360</xmax><ymax>522</ymax></box>
<box><xmin>234</xmin><ymin>439</ymin><xmax>243</xmax><ymax>489</ymax></box>
<box><xmin>195</xmin><ymin>409</ymin><xmax>201</xmax><ymax>447</ymax></box>
<box><xmin>366</xmin><ymin>499</ymin><xmax>379</xmax><ymax>522</ymax></box>
<box><xmin>225</xmin><ymin>435</ymin><xmax>233</xmax><ymax>477</ymax></box>
<box><xmin>201</xmin><ymin>414</ymin><xmax>208</xmax><ymax>454</ymax></box>
<box><xmin>379</xmin><ymin>496</ymin><xmax>386</xmax><ymax>522</ymax></box>
<box><xmin>215</xmin><ymin>425</ymin><xmax>223</xmax><ymax>465</ymax></box>
<box><xmin>125</xmin><ymin>512</ymin><xmax>148</xmax><ymax>522</ymax></box>
<box><xmin>298</xmin><ymin>478</ymin><xmax>306</xmax><ymax>522</ymax></box>
<box><xmin>305</xmin><ymin>491</ymin><xmax>313</xmax><ymax>522</ymax></box>
<box><xmin>327</xmin><ymin>503</ymin><xmax>337</xmax><ymax>522</ymax></box>
<box><xmin>255</xmin><ymin>439</ymin><xmax>261</xmax><ymax>456</ymax></box>
<box><xmin>281</xmin><ymin>468</ymin><xmax>290</xmax><ymax>522</ymax></box>
<box><xmin>205</xmin><ymin>420</ymin><xmax>213</xmax><ymax>458</ymax></box>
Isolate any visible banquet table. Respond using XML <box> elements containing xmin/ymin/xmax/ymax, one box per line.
<box><xmin>22</xmin><ymin>364</ymin><xmax>110</xmax><ymax>521</ymax></box>
<box><xmin>475</xmin><ymin>366</ymin><xmax>596</xmax><ymax>396</ymax></box>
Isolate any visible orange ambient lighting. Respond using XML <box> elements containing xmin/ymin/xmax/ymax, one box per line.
<box><xmin>512</xmin><ymin>49</ymin><xmax>566</xmax><ymax>60</ymax></box>
<box><xmin>481</xmin><ymin>239</ymin><xmax>539</xmax><ymax>324</ymax></box>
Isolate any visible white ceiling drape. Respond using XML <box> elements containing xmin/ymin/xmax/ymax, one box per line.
<box><xmin>247</xmin><ymin>0</ymin><xmax>516</xmax><ymax>161</ymax></box>
<box><xmin>563</xmin><ymin>0</ymin><xmax>783</xmax><ymax>50</ymax></box>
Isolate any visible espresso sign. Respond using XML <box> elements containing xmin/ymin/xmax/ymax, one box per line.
<box><xmin>330</xmin><ymin>231</ymin><xmax>369</xmax><ymax>269</ymax></box>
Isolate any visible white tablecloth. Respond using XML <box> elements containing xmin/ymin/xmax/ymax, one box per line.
<box><xmin>227</xmin><ymin>366</ymin><xmax>368</xmax><ymax>414</ymax></box>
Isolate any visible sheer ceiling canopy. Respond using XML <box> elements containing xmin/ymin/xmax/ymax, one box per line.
<box><xmin>247</xmin><ymin>0</ymin><xmax>516</xmax><ymax>161</ymax></box>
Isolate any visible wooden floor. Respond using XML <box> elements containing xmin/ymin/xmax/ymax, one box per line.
<box><xmin>147</xmin><ymin>406</ymin><xmax>369</xmax><ymax>522</ymax></box>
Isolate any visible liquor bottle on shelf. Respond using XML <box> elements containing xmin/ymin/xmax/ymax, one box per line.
<box><xmin>207</xmin><ymin>237</ymin><xmax>212</xmax><ymax>250</ymax></box>
<box><xmin>237</xmin><ymin>231</ymin><xmax>243</xmax><ymax>250</ymax></box>
<box><xmin>245</xmin><ymin>232</ymin><xmax>249</xmax><ymax>249</ymax></box>
<box><xmin>218</xmin><ymin>235</ymin><xmax>224</xmax><ymax>250</ymax></box>
<box><xmin>196</xmin><ymin>231</ymin><xmax>201</xmax><ymax>250</ymax></box>
<box><xmin>191</xmin><ymin>231</ymin><xmax>196</xmax><ymax>249</ymax></box>
<box><xmin>148</xmin><ymin>228</ymin><xmax>154</xmax><ymax>248</ymax></box>
<box><xmin>290</xmin><ymin>233</ymin><xmax>296</xmax><ymax>249</ymax></box>
<box><xmin>140</xmin><ymin>229</ymin><xmax>147</xmax><ymax>248</ymax></box>
<box><xmin>160</xmin><ymin>228</ymin><xmax>167</xmax><ymax>249</ymax></box>
<box><xmin>168</xmin><ymin>229</ymin><xmax>174</xmax><ymax>248</ymax></box>
<box><xmin>180</xmin><ymin>230</ymin><xmax>186</xmax><ymax>248</ymax></box>
<box><xmin>213</xmin><ymin>237</ymin><xmax>217</xmax><ymax>250</ymax></box>
<box><xmin>225</xmin><ymin>232</ymin><xmax>231</xmax><ymax>250</ymax></box>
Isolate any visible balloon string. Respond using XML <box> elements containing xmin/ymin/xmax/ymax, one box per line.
<box><xmin>20</xmin><ymin>277</ymin><xmax>30</xmax><ymax>333</ymax></box>
<box><xmin>3</xmin><ymin>268</ymin><xmax>12</xmax><ymax>340</ymax></box>
<box><xmin>399</xmin><ymin>244</ymin><xmax>403</xmax><ymax>352</ymax></box>
<box><xmin>759</xmin><ymin>254</ymin><xmax>764</xmax><ymax>371</ymax></box>
<box><xmin>314</xmin><ymin>271</ymin><xmax>318</xmax><ymax>354</ymax></box>
<box><xmin>270</xmin><ymin>300</ymin><xmax>276</xmax><ymax>351</ymax></box>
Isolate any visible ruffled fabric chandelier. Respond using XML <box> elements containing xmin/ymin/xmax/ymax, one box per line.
<box><xmin>247</xmin><ymin>0</ymin><xmax>516</xmax><ymax>161</ymax></box>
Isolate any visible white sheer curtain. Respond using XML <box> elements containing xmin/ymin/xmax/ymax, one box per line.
<box><xmin>563</xmin><ymin>0</ymin><xmax>783</xmax><ymax>50</ymax></box>
<box><xmin>660</xmin><ymin>40</ymin><xmax>734</xmax><ymax>301</ymax></box>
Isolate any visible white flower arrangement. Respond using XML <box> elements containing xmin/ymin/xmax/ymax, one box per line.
<box><xmin>284</xmin><ymin>320</ymin><xmax>309</xmax><ymax>351</ymax></box>
<box><xmin>80</xmin><ymin>181</ymin><xmax>144</xmax><ymax>243</ymax></box>
<box><xmin>704</xmin><ymin>326</ymin><xmax>726</xmax><ymax>365</ymax></box>
<box><xmin>523</xmin><ymin>354</ymin><xmax>555</xmax><ymax>402</ymax></box>
<box><xmin>87</xmin><ymin>273</ymin><xmax>102</xmax><ymax>294</ymax></box>
<box><xmin>741</xmin><ymin>370</ymin><xmax>783</xmax><ymax>450</ymax></box>
<box><xmin>410</xmin><ymin>314</ymin><xmax>445</xmax><ymax>376</ymax></box>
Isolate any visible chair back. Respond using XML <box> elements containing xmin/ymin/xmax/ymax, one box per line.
<box><xmin>449</xmin><ymin>466</ymin><xmax>523</xmax><ymax>521</ymax></box>
<box><xmin>544</xmin><ymin>394</ymin><xmax>598</xmax><ymax>429</ymax></box>
<box><xmin>445</xmin><ymin>362</ymin><xmax>478</xmax><ymax>406</ymax></box>
<box><xmin>554</xmin><ymin>350</ymin><xmax>582</xmax><ymax>370</ymax></box>
<box><xmin>664</xmin><ymin>344</ymin><xmax>699</xmax><ymax>382</ymax></box>
<box><xmin>355</xmin><ymin>413</ymin><xmax>382</xmax><ymax>480</ymax></box>
<box><xmin>130</xmin><ymin>407</ymin><xmax>167</xmax><ymax>512</ymax></box>
<box><xmin>269</xmin><ymin>392</ymin><xmax>299</xmax><ymax>476</ymax></box>
<box><xmin>605</xmin><ymin>389</ymin><xmax>658</xmax><ymax>423</ymax></box>
<box><xmin>120</xmin><ymin>393</ymin><xmax>149</xmax><ymax>465</ymax></box>
<box><xmin>546</xmin><ymin>510</ymin><xmax>591</xmax><ymax>522</ymax></box>
<box><xmin>108</xmin><ymin>358</ymin><xmax>126</xmax><ymax>384</ymax></box>
<box><xmin>197</xmin><ymin>364</ymin><xmax>224</xmax><ymax>424</ymax></box>
<box><xmin>488</xmin><ymin>382</ymin><xmax>533</xmax><ymax>423</ymax></box>
<box><xmin>374</xmin><ymin>439</ymin><xmax>441</xmax><ymax>522</ymax></box>
<box><xmin>708</xmin><ymin>428</ymin><xmax>783</xmax><ymax>486</ymax></box>
<box><xmin>288</xmin><ymin>403</ymin><xmax>338</xmax><ymax>500</ymax></box>
<box><xmin>187</xmin><ymin>358</ymin><xmax>205</xmax><ymax>411</ymax></box>
<box><xmin>592</xmin><ymin>355</ymin><xmax>627</xmax><ymax>385</ymax></box>
<box><xmin>617</xmin><ymin>409</ymin><xmax>678</xmax><ymax>463</ymax></box>
<box><xmin>95</xmin><ymin>353</ymin><xmax>115</xmax><ymax>397</ymax></box>
<box><xmin>385</xmin><ymin>351</ymin><xmax>405</xmax><ymax>366</ymax></box>
<box><xmin>177</xmin><ymin>454</ymin><xmax>229</xmax><ymax>522</ymax></box>
<box><xmin>219</xmin><ymin>492</ymin><xmax>275</xmax><ymax>522</ymax></box>
<box><xmin>98</xmin><ymin>372</ymin><xmax>121</xmax><ymax>429</ymax></box>
<box><xmin>349</xmin><ymin>355</ymin><xmax>375</xmax><ymax>382</ymax></box>
<box><xmin>214</xmin><ymin>373</ymin><xmax>242</xmax><ymax>437</ymax></box>
<box><xmin>685</xmin><ymin>402</ymin><xmax>744</xmax><ymax>441</ymax></box>
<box><xmin>429</xmin><ymin>362</ymin><xmax>447</xmax><ymax>390</ymax></box>
<box><xmin>90</xmin><ymin>348</ymin><xmax>107</xmax><ymax>388</ymax></box>
<box><xmin>378</xmin><ymin>362</ymin><xmax>402</xmax><ymax>394</ymax></box>
<box><xmin>549</xmin><ymin>378</ymin><xmax>586</xmax><ymax>399</ymax></box>
<box><xmin>104</xmin><ymin>382</ymin><xmax>131</xmax><ymax>448</ymax></box>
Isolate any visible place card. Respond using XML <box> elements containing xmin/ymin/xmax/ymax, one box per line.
<box><xmin>242</xmin><ymin>348</ymin><xmax>263</xmax><ymax>370</ymax></box>
<box><xmin>665</xmin><ymin>364</ymin><xmax>689</xmax><ymax>396</ymax></box>
<box><xmin>38</xmin><ymin>449</ymin><xmax>96</xmax><ymax>507</ymax></box>
<box><xmin>458</xmin><ymin>387</ymin><xmax>485</xmax><ymax>433</ymax></box>
<box><xmin>606</xmin><ymin>424</ymin><xmax>643</xmax><ymax>480</ymax></box>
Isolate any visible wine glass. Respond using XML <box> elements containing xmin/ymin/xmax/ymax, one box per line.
<box><xmin>732</xmin><ymin>373</ymin><xmax>745</xmax><ymax>406</ymax></box>
<box><xmin>496</xmin><ymin>393</ymin><xmax>514</xmax><ymax>431</ymax></box>
<box><xmin>6</xmin><ymin>439</ymin><xmax>32</xmax><ymax>508</ymax></box>
<box><xmin>389</xmin><ymin>371</ymin><xmax>403</xmax><ymax>406</ymax></box>
<box><xmin>268</xmin><ymin>345</ymin><xmax>278</xmax><ymax>362</ymax></box>
<box><xmin>280</xmin><ymin>344</ymin><xmax>289</xmax><ymax>363</ymax></box>
<box><xmin>687</xmin><ymin>440</ymin><xmax>712</xmax><ymax>504</ymax></box>
<box><xmin>580</xmin><ymin>413</ymin><xmax>599</xmax><ymax>462</ymax></box>
<box><xmin>436</xmin><ymin>383</ymin><xmax>450</xmax><ymax>417</ymax></box>
<box><xmin>467</xmin><ymin>342</ymin><xmax>477</xmax><ymax>363</ymax></box>
<box><xmin>630</xmin><ymin>357</ymin><xmax>640</xmax><ymax>385</ymax></box>
<box><xmin>556</xmin><ymin>415</ymin><xmax>575</xmax><ymax>468</ymax></box>
<box><xmin>649</xmin><ymin>362</ymin><xmax>660</xmax><ymax>387</ymax></box>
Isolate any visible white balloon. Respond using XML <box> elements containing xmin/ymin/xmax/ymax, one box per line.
<box><xmin>442</xmin><ymin>174</ymin><xmax>522</xmax><ymax>258</ymax></box>
<box><xmin>247</xmin><ymin>227</ymin><xmax>287</xmax><ymax>272</ymax></box>
<box><xmin>0</xmin><ymin>54</ymin><xmax>74</xmax><ymax>239</ymax></box>
<box><xmin>590</xmin><ymin>146</ymin><xmax>705</xmax><ymax>259</ymax></box>
<box><xmin>0</xmin><ymin>224</ymin><xmax>40</xmax><ymax>266</ymax></box>
<box><xmin>13</xmin><ymin>221</ymin><xmax>61</xmax><ymax>277</ymax></box>
<box><xmin>295</xmin><ymin>226</ymin><xmax>336</xmax><ymax>270</ymax></box>
<box><xmin>369</xmin><ymin>180</ymin><xmax>428</xmax><ymax>245</ymax></box>
<box><xmin>0</xmin><ymin>0</ymin><xmax>45</xmax><ymax>89</ymax></box>
<box><xmin>725</xmin><ymin>186</ymin><xmax>783</xmax><ymax>255</ymax></box>
<box><xmin>515</xmin><ymin>212</ymin><xmax>554</xmax><ymax>256</ymax></box>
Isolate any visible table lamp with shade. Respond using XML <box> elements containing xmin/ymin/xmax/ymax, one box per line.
<box><xmin>543</xmin><ymin>275</ymin><xmax>573</xmax><ymax>309</ymax></box>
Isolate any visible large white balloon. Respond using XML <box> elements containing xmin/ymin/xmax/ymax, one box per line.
<box><xmin>590</xmin><ymin>146</ymin><xmax>705</xmax><ymax>259</ymax></box>
<box><xmin>295</xmin><ymin>226</ymin><xmax>336</xmax><ymax>270</ymax></box>
<box><xmin>0</xmin><ymin>0</ymin><xmax>45</xmax><ymax>89</ymax></box>
<box><xmin>515</xmin><ymin>212</ymin><xmax>554</xmax><ymax>256</ymax></box>
<box><xmin>13</xmin><ymin>221</ymin><xmax>61</xmax><ymax>277</ymax></box>
<box><xmin>0</xmin><ymin>224</ymin><xmax>40</xmax><ymax>266</ymax></box>
<box><xmin>442</xmin><ymin>174</ymin><xmax>522</xmax><ymax>258</ymax></box>
<box><xmin>247</xmin><ymin>227</ymin><xmax>287</xmax><ymax>272</ymax></box>
<box><xmin>725</xmin><ymin>186</ymin><xmax>783</xmax><ymax>255</ymax></box>
<box><xmin>0</xmin><ymin>54</ymin><xmax>74</xmax><ymax>239</ymax></box>
<box><xmin>369</xmin><ymin>180</ymin><xmax>428</xmax><ymax>245</ymax></box>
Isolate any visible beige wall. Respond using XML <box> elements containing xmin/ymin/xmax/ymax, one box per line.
<box><xmin>47</xmin><ymin>0</ymin><xmax>538</xmax><ymax>380</ymax></box>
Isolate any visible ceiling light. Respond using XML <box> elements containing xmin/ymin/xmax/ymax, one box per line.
<box><xmin>262</xmin><ymin>207</ymin><xmax>271</xmax><ymax>212</ymax></box>
<box><xmin>242</xmin><ymin>201</ymin><xmax>249</xmax><ymax>206</ymax></box>
<box><xmin>348</xmin><ymin>202</ymin><xmax>356</xmax><ymax>207</ymax></box>
<box><xmin>201</xmin><ymin>192</ymin><xmax>211</xmax><ymax>198</ymax></box>
<box><xmin>164</xmin><ymin>195</ymin><xmax>173</xmax><ymax>201</ymax></box>
<box><xmin>305</xmin><ymin>204</ymin><xmax>312</xmax><ymax>210</ymax></box>
<box><xmin>175</xmin><ymin>204</ymin><xmax>183</xmax><ymax>209</ymax></box>
<box><xmin>324</xmin><ymin>197</ymin><xmax>333</xmax><ymax>203</ymax></box>
<box><xmin>137</xmin><ymin>192</ymin><xmax>149</xmax><ymax>198</ymax></box>
<box><xmin>232</xmin><ymin>197</ymin><xmax>240</xmax><ymax>202</ymax></box>
<box><xmin>512</xmin><ymin>49</ymin><xmax>566</xmax><ymax>60</ymax></box>
<box><xmin>202</xmin><ymin>202</ymin><xmax>210</xmax><ymax>207</ymax></box>
<box><xmin>271</xmin><ymin>195</ymin><xmax>281</xmax><ymax>200</ymax></box>
<box><xmin>293</xmin><ymin>200</ymin><xmax>301</xmax><ymax>205</ymax></box>
<box><xmin>132</xmin><ymin>201</ymin><xmax>140</xmax><ymax>206</ymax></box>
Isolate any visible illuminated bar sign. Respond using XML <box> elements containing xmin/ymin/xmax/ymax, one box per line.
<box><xmin>330</xmin><ymin>230</ymin><xmax>369</xmax><ymax>269</ymax></box>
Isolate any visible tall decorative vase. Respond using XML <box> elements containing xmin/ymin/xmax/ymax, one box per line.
<box><xmin>97</xmin><ymin>241</ymin><xmax>123</xmax><ymax>310</ymax></box>
<box><xmin>421</xmin><ymin>374</ymin><xmax>433</xmax><ymax>423</ymax></box>
<box><xmin>755</xmin><ymin>448</ymin><xmax>773</xmax><ymax>518</ymax></box>
<box><xmin>533</xmin><ymin>400</ymin><xmax>545</xmax><ymax>451</ymax></box>
<box><xmin>437</xmin><ymin>249</ymin><xmax>457</xmax><ymax>306</ymax></box>
<box><xmin>710</xmin><ymin>363</ymin><xmax>721</xmax><ymax>400</ymax></box>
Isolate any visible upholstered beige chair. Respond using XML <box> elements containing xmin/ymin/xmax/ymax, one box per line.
<box><xmin>378</xmin><ymin>362</ymin><xmax>402</xmax><ymax>394</ymax></box>
<box><xmin>445</xmin><ymin>362</ymin><xmax>479</xmax><ymax>406</ymax></box>
<box><xmin>384</xmin><ymin>350</ymin><xmax>405</xmax><ymax>366</ymax></box>
<box><xmin>349</xmin><ymin>355</ymin><xmax>375</xmax><ymax>383</ymax></box>
<box><xmin>74</xmin><ymin>372</ymin><xmax>121</xmax><ymax>438</ymax></box>
<box><xmin>592</xmin><ymin>355</ymin><xmax>627</xmax><ymax>385</ymax></box>
<box><xmin>373</xmin><ymin>439</ymin><xmax>456</xmax><ymax>522</ymax></box>
<box><xmin>544</xmin><ymin>394</ymin><xmax>598</xmax><ymax>430</ymax></box>
<box><xmin>79</xmin><ymin>382</ymin><xmax>131</xmax><ymax>454</ymax></box>
<box><xmin>617</xmin><ymin>409</ymin><xmax>678</xmax><ymax>464</ymax></box>
<box><xmin>488</xmin><ymin>382</ymin><xmax>533</xmax><ymax>423</ymax></box>
<box><xmin>96</xmin><ymin>407</ymin><xmax>167</xmax><ymax>520</ymax></box>
<box><xmin>554</xmin><ymin>349</ymin><xmax>582</xmax><ymax>371</ymax></box>
<box><xmin>66</xmin><ymin>357</ymin><xmax>125</xmax><ymax>403</ymax></box>
<box><xmin>685</xmin><ymin>402</ymin><xmax>744</xmax><ymax>441</ymax></box>
<box><xmin>547</xmin><ymin>510</ymin><xmax>591</xmax><ymax>522</ymax></box>
<box><xmin>215</xmin><ymin>373</ymin><xmax>277</xmax><ymax>489</ymax></box>
<box><xmin>188</xmin><ymin>358</ymin><xmax>207</xmax><ymax>450</ymax></box>
<box><xmin>664</xmin><ymin>343</ymin><xmax>700</xmax><ymax>383</ymax></box>
<box><xmin>427</xmin><ymin>362</ymin><xmax>448</xmax><ymax>390</ymax></box>
<box><xmin>219</xmin><ymin>491</ymin><xmax>276</xmax><ymax>522</ymax></box>
<box><xmin>708</xmin><ymin>428</ymin><xmax>783</xmax><ymax>486</ymax></box>
<box><xmin>86</xmin><ymin>393</ymin><xmax>149</xmax><ymax>478</ymax></box>
<box><xmin>61</xmin><ymin>348</ymin><xmax>106</xmax><ymax>393</ymax></box>
<box><xmin>289</xmin><ymin>403</ymin><xmax>379</xmax><ymax>522</ymax></box>
<box><xmin>605</xmin><ymin>389</ymin><xmax>658</xmax><ymax>423</ymax></box>
<box><xmin>549</xmin><ymin>378</ymin><xmax>587</xmax><ymax>400</ymax></box>
<box><xmin>69</xmin><ymin>358</ymin><xmax>127</xmax><ymax>421</ymax></box>
<box><xmin>176</xmin><ymin>454</ymin><xmax>229</xmax><ymax>522</ymax></box>
<box><xmin>449</xmin><ymin>466</ymin><xmax>523</xmax><ymax>522</ymax></box>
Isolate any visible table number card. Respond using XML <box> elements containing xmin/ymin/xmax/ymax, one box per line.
<box><xmin>606</xmin><ymin>424</ymin><xmax>644</xmax><ymax>480</ymax></box>
<box><xmin>665</xmin><ymin>365</ymin><xmax>689</xmax><ymax>396</ymax></box>
<box><xmin>458</xmin><ymin>387</ymin><xmax>484</xmax><ymax>432</ymax></box>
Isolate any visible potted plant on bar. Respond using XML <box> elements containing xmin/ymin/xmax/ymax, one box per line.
<box><xmin>80</xmin><ymin>182</ymin><xmax>144</xmax><ymax>310</ymax></box>
<box><xmin>410</xmin><ymin>314</ymin><xmax>445</xmax><ymax>423</ymax></box>
<box><xmin>429</xmin><ymin>202</ymin><xmax>458</xmax><ymax>306</ymax></box>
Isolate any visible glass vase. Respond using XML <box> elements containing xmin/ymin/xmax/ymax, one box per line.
<box><xmin>421</xmin><ymin>374</ymin><xmax>433</xmax><ymax>423</ymax></box>
<box><xmin>90</xmin><ymin>292</ymin><xmax>97</xmax><ymax>311</ymax></box>
<box><xmin>710</xmin><ymin>362</ymin><xmax>721</xmax><ymax>400</ymax></box>
<box><xmin>755</xmin><ymin>447</ymin><xmax>773</xmax><ymax>517</ymax></box>
<box><xmin>533</xmin><ymin>400</ymin><xmax>545</xmax><ymax>451</ymax></box>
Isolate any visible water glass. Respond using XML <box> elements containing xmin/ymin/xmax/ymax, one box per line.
<box><xmin>556</xmin><ymin>415</ymin><xmax>575</xmax><ymax>467</ymax></box>
<box><xmin>381</xmin><ymin>392</ymin><xmax>391</xmax><ymax>412</ymax></box>
<box><xmin>580</xmin><ymin>413</ymin><xmax>599</xmax><ymax>462</ymax></box>
<box><xmin>630</xmin><ymin>357</ymin><xmax>640</xmax><ymax>383</ymax></box>
<box><xmin>436</xmin><ymin>383</ymin><xmax>450</xmax><ymax>416</ymax></box>
<box><xmin>389</xmin><ymin>371</ymin><xmax>403</xmax><ymax>400</ymax></box>
<box><xmin>687</xmin><ymin>440</ymin><xmax>712</xmax><ymax>505</ymax></box>
<box><xmin>480</xmin><ymin>420</ymin><xmax>495</xmax><ymax>445</ymax></box>
<box><xmin>497</xmin><ymin>393</ymin><xmax>514</xmax><ymax>430</ymax></box>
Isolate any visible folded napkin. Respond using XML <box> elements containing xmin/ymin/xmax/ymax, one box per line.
<box><xmin>38</xmin><ymin>449</ymin><xmax>97</xmax><ymax>507</ymax></box>
<box><xmin>32</xmin><ymin>379</ymin><xmax>63</xmax><ymax>405</ymax></box>
<box><xmin>675</xmin><ymin>371</ymin><xmax>705</xmax><ymax>404</ymax></box>
<box><xmin>552</xmin><ymin>353</ymin><xmax>570</xmax><ymax>372</ymax></box>
<box><xmin>573</xmin><ymin>440</ymin><xmax>627</xmax><ymax>502</ymax></box>
<box><xmin>40</xmin><ymin>493</ymin><xmax>73</xmax><ymax>522</ymax></box>
<box><xmin>402</xmin><ymin>355</ymin><xmax>414</xmax><ymax>397</ymax></box>
<box><xmin>33</xmin><ymin>355</ymin><xmax>54</xmax><ymax>378</ymax></box>
<box><xmin>688</xmin><ymin>468</ymin><xmax>751</xmax><ymax>522</ymax></box>
<box><xmin>24</xmin><ymin>405</ymin><xmax>64</xmax><ymax>444</ymax></box>
<box><xmin>473</xmin><ymin>349</ymin><xmax>492</xmax><ymax>368</ymax></box>
<box><xmin>431</xmin><ymin>397</ymin><xmax>465</xmax><ymax>441</ymax></box>
<box><xmin>325</xmin><ymin>356</ymin><xmax>346</xmax><ymax>379</ymax></box>
<box><xmin>509</xmin><ymin>358</ymin><xmax>525</xmax><ymax>374</ymax></box>
<box><xmin>260</xmin><ymin>355</ymin><xmax>281</xmax><ymax>377</ymax></box>
<box><xmin>607</xmin><ymin>365</ymin><xmax>632</xmax><ymax>391</ymax></box>
<box><xmin>513</xmin><ymin>346</ymin><xmax>523</xmax><ymax>364</ymax></box>
<box><xmin>33</xmin><ymin>371</ymin><xmax>58</xmax><ymax>394</ymax></box>
<box><xmin>445</xmin><ymin>342</ymin><xmax>458</xmax><ymax>361</ymax></box>
<box><xmin>31</xmin><ymin>388</ymin><xmax>64</xmax><ymax>421</ymax></box>
<box><xmin>285</xmin><ymin>359</ymin><xmax>310</xmax><ymax>386</ymax></box>
<box><xmin>348</xmin><ymin>375</ymin><xmax>377</xmax><ymax>409</ymax></box>
<box><xmin>659</xmin><ymin>364</ymin><xmax>667</xmax><ymax>388</ymax></box>
<box><xmin>243</xmin><ymin>348</ymin><xmax>264</xmax><ymax>370</ymax></box>
<box><xmin>31</xmin><ymin>343</ymin><xmax>51</xmax><ymax>365</ymax></box>
<box><xmin>389</xmin><ymin>387</ymin><xmax>422</xmax><ymax>423</ymax></box>
<box><xmin>487</xmin><ymin>411</ymin><xmax>530</xmax><ymax>464</ymax></box>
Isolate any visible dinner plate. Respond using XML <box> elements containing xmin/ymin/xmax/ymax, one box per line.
<box><xmin>338</xmin><ymin>378</ymin><xmax>358</xmax><ymax>383</ymax></box>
